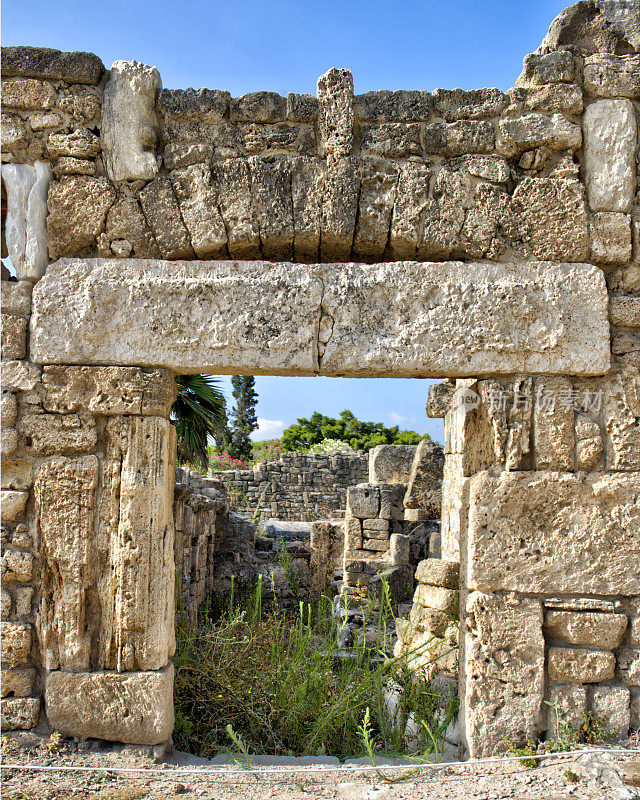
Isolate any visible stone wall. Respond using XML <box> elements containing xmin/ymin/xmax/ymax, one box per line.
<box><xmin>1</xmin><ymin>0</ymin><xmax>639</xmax><ymax>758</ymax></box>
<box><xmin>212</xmin><ymin>450</ymin><xmax>368</xmax><ymax>521</ymax></box>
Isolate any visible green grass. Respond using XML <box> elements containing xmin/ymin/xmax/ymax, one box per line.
<box><xmin>173</xmin><ymin>584</ymin><xmax>458</xmax><ymax>761</ymax></box>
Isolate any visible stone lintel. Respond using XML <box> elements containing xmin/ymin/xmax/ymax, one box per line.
<box><xmin>30</xmin><ymin>258</ymin><xmax>610</xmax><ymax>378</ymax></box>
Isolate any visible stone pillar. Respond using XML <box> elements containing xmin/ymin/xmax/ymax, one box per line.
<box><xmin>1</xmin><ymin>341</ymin><xmax>178</xmax><ymax>744</ymax></box>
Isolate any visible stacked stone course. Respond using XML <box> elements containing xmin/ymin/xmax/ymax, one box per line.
<box><xmin>211</xmin><ymin>450</ymin><xmax>368</xmax><ymax>522</ymax></box>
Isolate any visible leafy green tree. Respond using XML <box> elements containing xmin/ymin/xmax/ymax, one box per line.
<box><xmin>280</xmin><ymin>410</ymin><xmax>427</xmax><ymax>453</ymax></box>
<box><xmin>172</xmin><ymin>374</ymin><xmax>226</xmax><ymax>471</ymax></box>
<box><xmin>229</xmin><ymin>375</ymin><xmax>259</xmax><ymax>459</ymax></box>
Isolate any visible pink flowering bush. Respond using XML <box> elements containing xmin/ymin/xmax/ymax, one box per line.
<box><xmin>207</xmin><ymin>449</ymin><xmax>252</xmax><ymax>471</ymax></box>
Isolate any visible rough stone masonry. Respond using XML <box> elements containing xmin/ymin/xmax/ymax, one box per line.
<box><xmin>1</xmin><ymin>0</ymin><xmax>639</xmax><ymax>758</ymax></box>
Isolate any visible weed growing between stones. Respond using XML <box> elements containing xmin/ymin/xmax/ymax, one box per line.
<box><xmin>173</xmin><ymin>584</ymin><xmax>458</xmax><ymax>760</ymax></box>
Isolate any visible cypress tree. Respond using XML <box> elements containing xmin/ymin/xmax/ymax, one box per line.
<box><xmin>229</xmin><ymin>375</ymin><xmax>259</xmax><ymax>459</ymax></box>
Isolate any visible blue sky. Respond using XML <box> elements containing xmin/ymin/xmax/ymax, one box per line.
<box><xmin>3</xmin><ymin>1</ymin><xmax>569</xmax><ymax>443</ymax></box>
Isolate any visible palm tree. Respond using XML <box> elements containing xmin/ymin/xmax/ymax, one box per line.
<box><xmin>172</xmin><ymin>374</ymin><xmax>227</xmax><ymax>471</ymax></box>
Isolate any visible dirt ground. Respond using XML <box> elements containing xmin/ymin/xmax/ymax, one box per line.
<box><xmin>1</xmin><ymin>731</ymin><xmax>639</xmax><ymax>800</ymax></box>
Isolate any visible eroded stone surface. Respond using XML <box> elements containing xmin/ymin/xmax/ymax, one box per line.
<box><xmin>368</xmin><ymin>445</ymin><xmax>417</xmax><ymax>484</ymax></box>
<box><xmin>21</xmin><ymin>413</ymin><xmax>98</xmax><ymax>455</ymax></box>
<box><xmin>466</xmin><ymin>471</ymin><xmax>640</xmax><ymax>596</ymax></box>
<box><xmin>45</xmin><ymin>665</ymin><xmax>174</xmax><ymax>744</ymax></box>
<box><xmin>403</xmin><ymin>439</ymin><xmax>445</xmax><ymax>517</ymax></box>
<box><xmin>544</xmin><ymin>610</ymin><xmax>628</xmax><ymax>650</ymax></box>
<box><xmin>548</xmin><ymin>647</ymin><xmax>615</xmax><ymax>683</ymax></box>
<box><xmin>463</xmin><ymin>593</ymin><xmax>545</xmax><ymax>758</ymax></box>
<box><xmin>583</xmin><ymin>99</ymin><xmax>637</xmax><ymax>213</ymax></box>
<box><xmin>102</xmin><ymin>60</ymin><xmax>161</xmax><ymax>183</ymax></box>
<box><xmin>30</xmin><ymin>259</ymin><xmax>610</xmax><ymax>377</ymax></box>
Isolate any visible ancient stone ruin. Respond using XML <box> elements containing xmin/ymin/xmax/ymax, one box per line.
<box><xmin>1</xmin><ymin>0</ymin><xmax>639</xmax><ymax>759</ymax></box>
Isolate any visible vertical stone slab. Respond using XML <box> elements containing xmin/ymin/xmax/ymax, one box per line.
<box><xmin>99</xmin><ymin>416</ymin><xmax>175</xmax><ymax>671</ymax></box>
<box><xmin>533</xmin><ymin>376</ymin><xmax>575</xmax><ymax>470</ymax></box>
<box><xmin>102</xmin><ymin>60</ymin><xmax>161</xmax><ymax>183</ymax></box>
<box><xmin>462</xmin><ymin>592</ymin><xmax>545</xmax><ymax>758</ymax></box>
<box><xmin>317</xmin><ymin>67</ymin><xmax>354</xmax><ymax>159</ymax></box>
<box><xmin>35</xmin><ymin>455</ymin><xmax>99</xmax><ymax>670</ymax></box>
<box><xmin>583</xmin><ymin>99</ymin><xmax>637</xmax><ymax>212</ymax></box>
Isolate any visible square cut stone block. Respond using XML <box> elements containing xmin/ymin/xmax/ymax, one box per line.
<box><xmin>590</xmin><ymin>212</ymin><xmax>632</xmax><ymax>265</ymax></box>
<box><xmin>347</xmin><ymin>485</ymin><xmax>379</xmax><ymax>518</ymax></box>
<box><xmin>544</xmin><ymin>611</ymin><xmax>628</xmax><ymax>651</ymax></box>
<box><xmin>30</xmin><ymin>259</ymin><xmax>610</xmax><ymax>378</ymax></box>
<box><xmin>45</xmin><ymin>665</ymin><xmax>174</xmax><ymax>745</ymax></box>
<box><xmin>546</xmin><ymin>683</ymin><xmax>587</xmax><ymax>737</ymax></box>
<box><xmin>413</xmin><ymin>584</ymin><xmax>457</xmax><ymax>614</ymax></box>
<box><xmin>1</xmin><ymin>668</ymin><xmax>36</xmax><ymax>698</ymax></box>
<box><xmin>1</xmin><ymin>314</ymin><xmax>27</xmax><ymax>360</ymax></box>
<box><xmin>415</xmin><ymin>559</ymin><xmax>459</xmax><ymax>589</ymax></box>
<box><xmin>547</xmin><ymin>647</ymin><xmax>615</xmax><ymax>683</ymax></box>
<box><xmin>0</xmin><ymin>622</ymin><xmax>32</xmax><ymax>667</ymax></box>
<box><xmin>465</xmin><ymin>471</ymin><xmax>640</xmax><ymax>597</ymax></box>
<box><xmin>590</xmin><ymin>686</ymin><xmax>630</xmax><ymax>739</ymax></box>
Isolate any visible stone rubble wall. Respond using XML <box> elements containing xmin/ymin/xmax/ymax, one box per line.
<box><xmin>211</xmin><ymin>450</ymin><xmax>368</xmax><ymax>522</ymax></box>
<box><xmin>0</xmin><ymin>38</ymin><xmax>637</xmax><ymax>277</ymax></box>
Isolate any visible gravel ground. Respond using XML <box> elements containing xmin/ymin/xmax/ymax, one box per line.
<box><xmin>1</xmin><ymin>731</ymin><xmax>639</xmax><ymax>799</ymax></box>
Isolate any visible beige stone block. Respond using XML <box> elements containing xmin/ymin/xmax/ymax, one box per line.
<box><xmin>1</xmin><ymin>697</ymin><xmax>40</xmax><ymax>730</ymax></box>
<box><xmin>42</xmin><ymin>365</ymin><xmax>175</xmax><ymax>417</ymax></box>
<box><xmin>1</xmin><ymin>461</ymin><xmax>33</xmax><ymax>491</ymax></box>
<box><xmin>1</xmin><ymin>427</ymin><xmax>18</xmax><ymax>458</ymax></box>
<box><xmin>1</xmin><ymin>490</ymin><xmax>28</xmax><ymax>522</ymax></box>
<box><xmin>0</xmin><ymin>622</ymin><xmax>32</xmax><ymax>667</ymax></box>
<box><xmin>21</xmin><ymin>412</ymin><xmax>97</xmax><ymax>456</ymax></box>
<box><xmin>413</xmin><ymin>584</ymin><xmax>457</xmax><ymax>614</ymax></box>
<box><xmin>465</xmin><ymin>471</ymin><xmax>640</xmax><ymax>596</ymax></box>
<box><xmin>47</xmin><ymin>176</ymin><xmax>115</xmax><ymax>260</ymax></box>
<box><xmin>617</xmin><ymin>648</ymin><xmax>640</xmax><ymax>687</ymax></box>
<box><xmin>369</xmin><ymin>444</ymin><xmax>417</xmax><ymax>484</ymax></box>
<box><xmin>440</xmin><ymin>454</ymin><xmax>470</xmax><ymax>562</ymax></box>
<box><xmin>1</xmin><ymin>314</ymin><xmax>27</xmax><ymax>360</ymax></box>
<box><xmin>30</xmin><ymin>259</ymin><xmax>611</xmax><ymax>379</ymax></box>
<box><xmin>0</xmin><ymin>668</ymin><xmax>36</xmax><ymax>698</ymax></box>
<box><xmin>2</xmin><ymin>78</ymin><xmax>57</xmax><ymax>109</ymax></box>
<box><xmin>1</xmin><ymin>392</ymin><xmax>18</xmax><ymax>427</ymax></box>
<box><xmin>532</xmin><ymin>376</ymin><xmax>575</xmax><ymax>471</ymax></box>
<box><xmin>35</xmin><ymin>455</ymin><xmax>99</xmax><ymax>671</ymax></box>
<box><xmin>546</xmin><ymin>683</ymin><xmax>587</xmax><ymax>737</ymax></box>
<box><xmin>631</xmin><ymin>693</ymin><xmax>640</xmax><ymax>729</ymax></box>
<box><xmin>1</xmin><ymin>590</ymin><xmax>11</xmax><ymax>619</ymax></box>
<box><xmin>415</xmin><ymin>559</ymin><xmax>459</xmax><ymax>589</ymax></box>
<box><xmin>590</xmin><ymin>212</ymin><xmax>632</xmax><ymax>265</ymax></box>
<box><xmin>362</xmin><ymin>518</ymin><xmax>389</xmax><ymax>532</ymax></box>
<box><xmin>548</xmin><ymin>647</ymin><xmax>615</xmax><ymax>683</ymax></box>
<box><xmin>102</xmin><ymin>60</ymin><xmax>161</xmax><ymax>183</ymax></box>
<box><xmin>15</xmin><ymin>587</ymin><xmax>34</xmax><ymax>617</ymax></box>
<box><xmin>575</xmin><ymin>413</ymin><xmax>603</xmax><ymax>471</ymax></box>
<box><xmin>1</xmin><ymin>550</ymin><xmax>33</xmax><ymax>583</ymax></box>
<box><xmin>510</xmin><ymin>178</ymin><xmax>589</xmax><ymax>262</ymax></box>
<box><xmin>590</xmin><ymin>686</ymin><xmax>631</xmax><ymax>739</ymax></box>
<box><xmin>403</xmin><ymin>439</ymin><xmax>444</xmax><ymax>517</ymax></box>
<box><xmin>362</xmin><ymin>538</ymin><xmax>388</xmax><ymax>552</ymax></box>
<box><xmin>582</xmin><ymin>54</ymin><xmax>640</xmax><ymax>99</ymax></box>
<box><xmin>604</xmin><ymin>368</ymin><xmax>640</xmax><ymax>470</ymax></box>
<box><xmin>407</xmin><ymin>604</ymin><xmax>451</xmax><ymax>636</ymax></box>
<box><xmin>610</xmin><ymin>296</ymin><xmax>640</xmax><ymax>328</ymax></box>
<box><xmin>98</xmin><ymin>416</ymin><xmax>175</xmax><ymax>671</ymax></box>
<box><xmin>47</xmin><ymin>129</ymin><xmax>100</xmax><ymax>159</ymax></box>
<box><xmin>45</xmin><ymin>665</ymin><xmax>174</xmax><ymax>745</ymax></box>
<box><xmin>389</xmin><ymin>532</ymin><xmax>410</xmax><ymax>565</ymax></box>
<box><xmin>1</xmin><ymin>361</ymin><xmax>41</xmax><ymax>392</ymax></box>
<box><xmin>583</xmin><ymin>99</ymin><xmax>637</xmax><ymax>213</ymax></box>
<box><xmin>544</xmin><ymin>611</ymin><xmax>627</xmax><ymax>650</ymax></box>
<box><xmin>498</xmin><ymin>112</ymin><xmax>581</xmax><ymax>154</ymax></box>
<box><xmin>1</xmin><ymin>281</ymin><xmax>32</xmax><ymax>316</ymax></box>
<box><xmin>317</xmin><ymin>67</ymin><xmax>353</xmax><ymax>158</ymax></box>
<box><xmin>463</xmin><ymin>593</ymin><xmax>544</xmax><ymax>759</ymax></box>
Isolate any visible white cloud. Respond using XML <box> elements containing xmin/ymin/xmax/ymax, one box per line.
<box><xmin>389</xmin><ymin>411</ymin><xmax>416</xmax><ymax>426</ymax></box>
<box><xmin>251</xmin><ymin>418</ymin><xmax>286</xmax><ymax>441</ymax></box>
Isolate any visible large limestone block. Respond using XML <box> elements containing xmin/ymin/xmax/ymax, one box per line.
<box><xmin>21</xmin><ymin>412</ymin><xmax>98</xmax><ymax>456</ymax></box>
<box><xmin>498</xmin><ymin>112</ymin><xmax>581</xmax><ymax>154</ymax></box>
<box><xmin>98</xmin><ymin>416</ymin><xmax>175</xmax><ymax>671</ymax></box>
<box><xmin>368</xmin><ymin>444</ymin><xmax>417</xmax><ymax>484</ymax></box>
<box><xmin>30</xmin><ymin>259</ymin><xmax>610</xmax><ymax>378</ymax></box>
<box><xmin>532</xmin><ymin>376</ymin><xmax>575</xmax><ymax>470</ymax></box>
<box><xmin>1</xmin><ymin>46</ymin><xmax>104</xmax><ymax>84</ymax></box>
<box><xmin>102</xmin><ymin>60</ymin><xmax>161</xmax><ymax>183</ymax></box>
<box><xmin>1</xmin><ymin>281</ymin><xmax>32</xmax><ymax>316</ymax></box>
<box><xmin>465</xmin><ymin>471</ymin><xmax>640</xmax><ymax>596</ymax></box>
<box><xmin>583</xmin><ymin>99</ymin><xmax>637</xmax><ymax>212</ymax></box>
<box><xmin>45</xmin><ymin>665</ymin><xmax>174</xmax><ymax>745</ymax></box>
<box><xmin>548</xmin><ymin>647</ymin><xmax>615</xmax><ymax>683</ymax></box>
<box><xmin>42</xmin><ymin>366</ymin><xmax>175</xmax><ymax>417</ymax></box>
<box><xmin>35</xmin><ymin>456</ymin><xmax>99</xmax><ymax>670</ymax></box>
<box><xmin>139</xmin><ymin>178</ymin><xmax>194</xmax><ymax>260</ymax></box>
<box><xmin>47</xmin><ymin>176</ymin><xmax>115</xmax><ymax>261</ymax></box>
<box><xmin>603</xmin><ymin>367</ymin><xmax>640</xmax><ymax>470</ymax></box>
<box><xmin>463</xmin><ymin>593</ymin><xmax>545</xmax><ymax>758</ymax></box>
<box><xmin>583</xmin><ymin>54</ymin><xmax>640</xmax><ymax>98</ymax></box>
<box><xmin>1</xmin><ymin>697</ymin><xmax>40</xmax><ymax>730</ymax></box>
